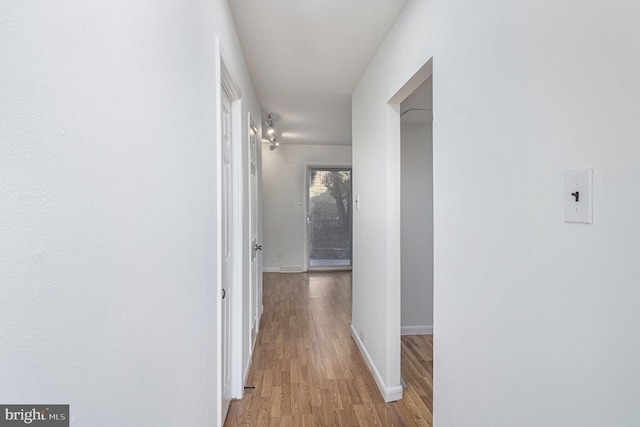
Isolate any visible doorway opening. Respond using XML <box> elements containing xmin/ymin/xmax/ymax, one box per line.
<box><xmin>306</xmin><ymin>167</ymin><xmax>353</xmax><ymax>269</ymax></box>
<box><xmin>385</xmin><ymin>58</ymin><xmax>433</xmax><ymax>407</ymax></box>
<box><xmin>400</xmin><ymin>76</ymin><xmax>433</xmax><ymax>337</ymax></box>
<box><xmin>399</xmin><ymin>75</ymin><xmax>434</xmax><ymax>415</ymax></box>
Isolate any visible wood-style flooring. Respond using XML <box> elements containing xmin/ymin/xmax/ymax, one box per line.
<box><xmin>224</xmin><ymin>272</ymin><xmax>433</xmax><ymax>426</ymax></box>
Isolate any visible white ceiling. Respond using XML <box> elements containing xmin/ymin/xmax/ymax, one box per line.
<box><xmin>228</xmin><ymin>0</ymin><xmax>409</xmax><ymax>146</ymax></box>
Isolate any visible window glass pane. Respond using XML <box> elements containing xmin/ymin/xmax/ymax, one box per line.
<box><xmin>309</xmin><ymin>168</ymin><xmax>352</xmax><ymax>268</ymax></box>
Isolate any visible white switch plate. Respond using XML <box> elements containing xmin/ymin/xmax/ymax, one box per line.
<box><xmin>565</xmin><ymin>168</ymin><xmax>593</xmax><ymax>224</ymax></box>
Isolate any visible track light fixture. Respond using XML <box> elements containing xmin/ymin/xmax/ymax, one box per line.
<box><xmin>268</xmin><ymin>136</ymin><xmax>279</xmax><ymax>151</ymax></box>
<box><xmin>265</xmin><ymin>113</ymin><xmax>275</xmax><ymax>136</ymax></box>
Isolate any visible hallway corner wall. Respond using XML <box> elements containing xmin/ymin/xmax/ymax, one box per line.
<box><xmin>0</xmin><ymin>1</ymin><xmax>261</xmax><ymax>425</ymax></box>
<box><xmin>351</xmin><ymin>0</ymin><xmax>434</xmax><ymax>402</ymax></box>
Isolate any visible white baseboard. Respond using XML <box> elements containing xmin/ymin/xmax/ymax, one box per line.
<box><xmin>263</xmin><ymin>266</ymin><xmax>306</xmax><ymax>273</ymax></box>
<box><xmin>401</xmin><ymin>325</ymin><xmax>433</xmax><ymax>336</ymax></box>
<box><xmin>350</xmin><ymin>325</ymin><xmax>403</xmax><ymax>403</ymax></box>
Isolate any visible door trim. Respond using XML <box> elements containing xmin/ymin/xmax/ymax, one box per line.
<box><xmin>247</xmin><ymin>115</ymin><xmax>261</xmax><ymax>356</ymax></box>
<box><xmin>215</xmin><ymin>37</ymin><xmax>244</xmax><ymax>426</ymax></box>
<box><xmin>379</xmin><ymin>58</ymin><xmax>433</xmax><ymax>402</ymax></box>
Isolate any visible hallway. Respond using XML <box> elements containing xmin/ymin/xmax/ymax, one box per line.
<box><xmin>224</xmin><ymin>272</ymin><xmax>433</xmax><ymax>426</ymax></box>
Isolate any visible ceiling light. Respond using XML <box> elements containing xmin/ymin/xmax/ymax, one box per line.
<box><xmin>268</xmin><ymin>135</ymin><xmax>279</xmax><ymax>151</ymax></box>
<box><xmin>265</xmin><ymin>113</ymin><xmax>275</xmax><ymax>136</ymax></box>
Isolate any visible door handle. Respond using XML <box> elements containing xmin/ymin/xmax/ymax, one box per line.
<box><xmin>222</xmin><ymin>288</ymin><xmax>226</xmax><ymax>299</ymax></box>
<box><xmin>254</xmin><ymin>244</ymin><xmax>263</xmax><ymax>251</ymax></box>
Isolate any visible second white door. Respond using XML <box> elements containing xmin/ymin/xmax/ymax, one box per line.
<box><xmin>221</xmin><ymin>86</ymin><xmax>233</xmax><ymax>422</ymax></box>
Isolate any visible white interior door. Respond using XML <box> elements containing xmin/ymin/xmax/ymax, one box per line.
<box><xmin>249</xmin><ymin>123</ymin><xmax>261</xmax><ymax>349</ymax></box>
<box><xmin>221</xmin><ymin>87</ymin><xmax>233</xmax><ymax>421</ymax></box>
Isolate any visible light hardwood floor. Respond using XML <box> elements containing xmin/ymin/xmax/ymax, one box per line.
<box><xmin>224</xmin><ymin>272</ymin><xmax>433</xmax><ymax>426</ymax></box>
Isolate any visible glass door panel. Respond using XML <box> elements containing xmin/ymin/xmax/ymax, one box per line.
<box><xmin>308</xmin><ymin>168</ymin><xmax>352</xmax><ymax>268</ymax></box>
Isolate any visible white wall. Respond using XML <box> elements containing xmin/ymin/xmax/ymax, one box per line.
<box><xmin>261</xmin><ymin>143</ymin><xmax>352</xmax><ymax>271</ymax></box>
<box><xmin>401</xmin><ymin>123</ymin><xmax>433</xmax><ymax>334</ymax></box>
<box><xmin>434</xmin><ymin>1</ymin><xmax>640</xmax><ymax>426</ymax></box>
<box><xmin>0</xmin><ymin>1</ymin><xmax>260</xmax><ymax>425</ymax></box>
<box><xmin>351</xmin><ymin>0</ymin><xmax>433</xmax><ymax>402</ymax></box>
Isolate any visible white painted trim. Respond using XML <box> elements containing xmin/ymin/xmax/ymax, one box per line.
<box><xmin>231</xmin><ymin>98</ymin><xmax>245</xmax><ymax>403</ymax></box>
<box><xmin>401</xmin><ymin>326</ymin><xmax>433</xmax><ymax>336</ymax></box>
<box><xmin>350</xmin><ymin>325</ymin><xmax>403</xmax><ymax>403</ymax></box>
<box><xmin>262</xmin><ymin>267</ymin><xmax>279</xmax><ymax>273</ymax></box>
<box><xmin>216</xmin><ymin>39</ymin><xmax>246</xmax><ymax>426</ymax></box>
<box><xmin>307</xmin><ymin>266</ymin><xmax>352</xmax><ymax>272</ymax></box>
<box><xmin>384</xmin><ymin>102</ymin><xmax>403</xmax><ymax>404</ymax></box>
<box><xmin>213</xmin><ymin>37</ymin><xmax>223</xmax><ymax>427</ymax></box>
<box><xmin>302</xmin><ymin>163</ymin><xmax>308</xmax><ymax>272</ymax></box>
<box><xmin>241</xmin><ymin>299</ymin><xmax>260</xmax><ymax>393</ymax></box>
<box><xmin>388</xmin><ymin>60</ymin><xmax>433</xmax><ymax>104</ymax></box>
<box><xmin>381</xmin><ymin>58</ymin><xmax>434</xmax><ymax>409</ymax></box>
<box><xmin>243</xmin><ymin>357</ymin><xmax>251</xmax><ymax>389</ymax></box>
<box><xmin>279</xmin><ymin>266</ymin><xmax>303</xmax><ymax>273</ymax></box>
<box><xmin>247</xmin><ymin>114</ymin><xmax>260</xmax><ymax>361</ymax></box>
<box><xmin>261</xmin><ymin>142</ymin><xmax>352</xmax><ymax>148</ymax></box>
<box><xmin>223</xmin><ymin>55</ymin><xmax>245</xmax><ymax>404</ymax></box>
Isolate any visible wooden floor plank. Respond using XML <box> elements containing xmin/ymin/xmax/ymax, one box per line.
<box><xmin>224</xmin><ymin>272</ymin><xmax>433</xmax><ymax>427</ymax></box>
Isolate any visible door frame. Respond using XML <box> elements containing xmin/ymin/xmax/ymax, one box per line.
<box><xmin>302</xmin><ymin>161</ymin><xmax>353</xmax><ymax>272</ymax></box>
<box><xmin>215</xmin><ymin>38</ymin><xmax>244</xmax><ymax>426</ymax></box>
<box><xmin>384</xmin><ymin>58</ymin><xmax>433</xmax><ymax>401</ymax></box>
